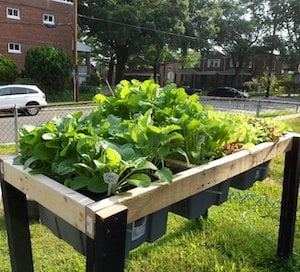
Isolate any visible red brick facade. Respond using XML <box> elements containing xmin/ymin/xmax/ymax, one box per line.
<box><xmin>0</xmin><ymin>0</ymin><xmax>74</xmax><ymax>71</ymax></box>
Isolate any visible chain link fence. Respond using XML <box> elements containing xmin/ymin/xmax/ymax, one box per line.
<box><xmin>0</xmin><ymin>98</ymin><xmax>300</xmax><ymax>145</ymax></box>
<box><xmin>0</xmin><ymin>102</ymin><xmax>95</xmax><ymax>144</ymax></box>
<box><xmin>200</xmin><ymin>96</ymin><xmax>300</xmax><ymax>116</ymax></box>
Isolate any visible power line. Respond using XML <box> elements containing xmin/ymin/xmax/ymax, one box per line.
<box><xmin>78</xmin><ymin>14</ymin><xmax>198</xmax><ymax>41</ymax></box>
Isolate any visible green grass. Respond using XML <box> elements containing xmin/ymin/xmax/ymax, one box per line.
<box><xmin>0</xmin><ymin>117</ymin><xmax>300</xmax><ymax>271</ymax></box>
<box><xmin>0</xmin><ymin>144</ymin><xmax>17</xmax><ymax>155</ymax></box>
<box><xmin>259</xmin><ymin>110</ymin><xmax>296</xmax><ymax>118</ymax></box>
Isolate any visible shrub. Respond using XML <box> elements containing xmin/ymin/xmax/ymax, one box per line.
<box><xmin>0</xmin><ymin>54</ymin><xmax>18</xmax><ymax>84</ymax></box>
<box><xmin>244</xmin><ymin>74</ymin><xmax>299</xmax><ymax>95</ymax></box>
<box><xmin>24</xmin><ymin>46</ymin><xmax>73</xmax><ymax>94</ymax></box>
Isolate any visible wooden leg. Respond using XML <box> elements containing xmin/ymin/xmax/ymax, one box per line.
<box><xmin>86</xmin><ymin>205</ymin><xmax>128</xmax><ymax>272</ymax></box>
<box><xmin>86</xmin><ymin>236</ymin><xmax>95</xmax><ymax>272</ymax></box>
<box><xmin>277</xmin><ymin>136</ymin><xmax>300</xmax><ymax>258</ymax></box>
<box><xmin>0</xmin><ymin>180</ymin><xmax>34</xmax><ymax>272</ymax></box>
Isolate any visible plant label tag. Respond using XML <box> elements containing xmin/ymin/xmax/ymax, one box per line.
<box><xmin>104</xmin><ymin>172</ymin><xmax>119</xmax><ymax>196</ymax></box>
<box><xmin>131</xmin><ymin>217</ymin><xmax>147</xmax><ymax>241</ymax></box>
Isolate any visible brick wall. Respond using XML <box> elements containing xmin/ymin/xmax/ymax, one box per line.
<box><xmin>0</xmin><ymin>0</ymin><xmax>73</xmax><ymax>71</ymax></box>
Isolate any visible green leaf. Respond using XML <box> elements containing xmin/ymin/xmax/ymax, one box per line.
<box><xmin>107</xmin><ymin>114</ymin><xmax>122</xmax><ymax>126</ymax></box>
<box><xmin>32</xmin><ymin>143</ymin><xmax>53</xmax><ymax>160</ymax></box>
<box><xmin>42</xmin><ymin>132</ymin><xmax>57</xmax><ymax>140</ymax></box>
<box><xmin>93</xmin><ymin>159</ymin><xmax>106</xmax><ymax>170</ymax></box>
<box><xmin>148</xmin><ymin>125</ymin><xmax>161</xmax><ymax>134</ymax></box>
<box><xmin>93</xmin><ymin>93</ymin><xmax>107</xmax><ymax>103</ymax></box>
<box><xmin>88</xmin><ymin>176</ymin><xmax>107</xmax><ymax>193</ymax></box>
<box><xmin>73</xmin><ymin>162</ymin><xmax>95</xmax><ymax>175</ymax></box>
<box><xmin>23</xmin><ymin>156</ymin><xmax>39</xmax><ymax>169</ymax></box>
<box><xmin>138</xmin><ymin>109</ymin><xmax>153</xmax><ymax>129</ymax></box>
<box><xmin>105</xmin><ymin>147</ymin><xmax>121</xmax><ymax>165</ymax></box>
<box><xmin>155</xmin><ymin>167</ymin><xmax>173</xmax><ymax>183</ymax></box>
<box><xmin>51</xmin><ymin>160</ymin><xmax>75</xmax><ymax>175</ymax></box>
<box><xmin>119</xmin><ymin>145</ymin><xmax>136</xmax><ymax>161</ymax></box>
<box><xmin>13</xmin><ymin>156</ymin><xmax>22</xmax><ymax>165</ymax></box>
<box><xmin>135</xmin><ymin>160</ymin><xmax>158</xmax><ymax>171</ymax></box>
<box><xmin>69</xmin><ymin>176</ymin><xmax>90</xmax><ymax>190</ymax></box>
<box><xmin>127</xmin><ymin>173</ymin><xmax>151</xmax><ymax>187</ymax></box>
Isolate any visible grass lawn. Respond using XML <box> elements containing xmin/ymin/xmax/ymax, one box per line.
<box><xmin>0</xmin><ymin>118</ymin><xmax>299</xmax><ymax>271</ymax></box>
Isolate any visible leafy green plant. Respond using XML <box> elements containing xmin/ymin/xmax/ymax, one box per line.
<box><xmin>15</xmin><ymin>79</ymin><xmax>287</xmax><ymax>196</ymax></box>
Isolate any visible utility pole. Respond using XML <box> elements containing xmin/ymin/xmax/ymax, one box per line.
<box><xmin>266</xmin><ymin>2</ymin><xmax>278</xmax><ymax>98</ymax></box>
<box><xmin>73</xmin><ymin>0</ymin><xmax>79</xmax><ymax>102</ymax></box>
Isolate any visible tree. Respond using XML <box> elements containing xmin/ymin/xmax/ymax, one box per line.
<box><xmin>0</xmin><ymin>54</ymin><xmax>17</xmax><ymax>85</ymax></box>
<box><xmin>137</xmin><ymin>0</ymin><xmax>221</xmax><ymax>80</ymax></box>
<box><xmin>24</xmin><ymin>46</ymin><xmax>73</xmax><ymax>93</ymax></box>
<box><xmin>79</xmin><ymin>0</ymin><xmax>192</xmax><ymax>84</ymax></box>
<box><xmin>79</xmin><ymin>0</ymin><xmax>222</xmax><ymax>84</ymax></box>
<box><xmin>276</xmin><ymin>0</ymin><xmax>300</xmax><ymax>71</ymax></box>
<box><xmin>79</xmin><ymin>1</ymin><xmax>148</xmax><ymax>84</ymax></box>
<box><xmin>215</xmin><ymin>0</ymin><xmax>264</xmax><ymax>87</ymax></box>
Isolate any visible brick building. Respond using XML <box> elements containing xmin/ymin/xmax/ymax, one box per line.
<box><xmin>180</xmin><ymin>48</ymin><xmax>284</xmax><ymax>91</ymax></box>
<box><xmin>0</xmin><ymin>0</ymin><xmax>74</xmax><ymax>72</ymax></box>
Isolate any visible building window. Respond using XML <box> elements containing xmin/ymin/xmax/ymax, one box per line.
<box><xmin>43</xmin><ymin>14</ymin><xmax>55</xmax><ymax>25</ymax></box>
<box><xmin>229</xmin><ymin>59</ymin><xmax>239</xmax><ymax>68</ymax></box>
<box><xmin>8</xmin><ymin>43</ymin><xmax>21</xmax><ymax>54</ymax></box>
<box><xmin>6</xmin><ymin>7</ymin><xmax>20</xmax><ymax>19</ymax></box>
<box><xmin>207</xmin><ymin>59</ymin><xmax>220</xmax><ymax>68</ymax></box>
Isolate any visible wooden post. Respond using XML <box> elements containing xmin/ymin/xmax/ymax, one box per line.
<box><xmin>86</xmin><ymin>205</ymin><xmax>128</xmax><ymax>272</ymax></box>
<box><xmin>0</xmin><ymin>179</ymin><xmax>34</xmax><ymax>272</ymax></box>
<box><xmin>277</xmin><ymin>136</ymin><xmax>300</xmax><ymax>258</ymax></box>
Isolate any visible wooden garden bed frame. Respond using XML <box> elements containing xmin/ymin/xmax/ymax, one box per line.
<box><xmin>1</xmin><ymin>132</ymin><xmax>299</xmax><ymax>271</ymax></box>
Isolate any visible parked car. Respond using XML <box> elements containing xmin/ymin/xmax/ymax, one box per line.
<box><xmin>182</xmin><ymin>85</ymin><xmax>203</xmax><ymax>95</ymax></box>
<box><xmin>0</xmin><ymin>84</ymin><xmax>47</xmax><ymax>115</ymax></box>
<box><xmin>207</xmin><ymin>87</ymin><xmax>250</xmax><ymax>98</ymax></box>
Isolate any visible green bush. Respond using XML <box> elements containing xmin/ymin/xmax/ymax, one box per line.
<box><xmin>0</xmin><ymin>54</ymin><xmax>18</xmax><ymax>84</ymax></box>
<box><xmin>24</xmin><ymin>46</ymin><xmax>73</xmax><ymax>94</ymax></box>
<box><xmin>244</xmin><ymin>74</ymin><xmax>299</xmax><ymax>95</ymax></box>
<box><xmin>276</xmin><ymin>74</ymin><xmax>299</xmax><ymax>94</ymax></box>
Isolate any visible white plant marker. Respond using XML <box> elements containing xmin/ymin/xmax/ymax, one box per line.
<box><xmin>103</xmin><ymin>172</ymin><xmax>119</xmax><ymax>196</ymax></box>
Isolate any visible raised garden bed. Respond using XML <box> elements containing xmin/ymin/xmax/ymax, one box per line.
<box><xmin>1</xmin><ymin>132</ymin><xmax>299</xmax><ymax>271</ymax></box>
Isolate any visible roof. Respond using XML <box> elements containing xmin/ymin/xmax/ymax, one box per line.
<box><xmin>179</xmin><ymin>68</ymin><xmax>252</xmax><ymax>76</ymax></box>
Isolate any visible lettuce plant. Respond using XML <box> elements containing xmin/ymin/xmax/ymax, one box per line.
<box><xmin>15</xmin><ymin>79</ymin><xmax>287</xmax><ymax>195</ymax></box>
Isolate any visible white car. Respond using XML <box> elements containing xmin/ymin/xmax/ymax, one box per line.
<box><xmin>0</xmin><ymin>84</ymin><xmax>47</xmax><ymax>115</ymax></box>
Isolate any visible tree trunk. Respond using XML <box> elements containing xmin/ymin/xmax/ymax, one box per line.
<box><xmin>107</xmin><ymin>55</ymin><xmax>115</xmax><ymax>85</ymax></box>
<box><xmin>233</xmin><ymin>67</ymin><xmax>241</xmax><ymax>87</ymax></box>
<box><xmin>115</xmin><ymin>46</ymin><xmax>129</xmax><ymax>84</ymax></box>
<box><xmin>152</xmin><ymin>62</ymin><xmax>160</xmax><ymax>83</ymax></box>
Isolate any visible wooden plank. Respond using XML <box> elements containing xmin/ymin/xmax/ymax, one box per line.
<box><xmin>87</xmin><ymin>133</ymin><xmax>295</xmax><ymax>225</ymax></box>
<box><xmin>277</xmin><ymin>136</ymin><xmax>300</xmax><ymax>258</ymax></box>
<box><xmin>0</xmin><ymin>157</ymin><xmax>94</xmax><ymax>233</ymax></box>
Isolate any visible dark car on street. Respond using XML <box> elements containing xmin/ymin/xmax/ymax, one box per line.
<box><xmin>207</xmin><ymin>87</ymin><xmax>250</xmax><ymax>98</ymax></box>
